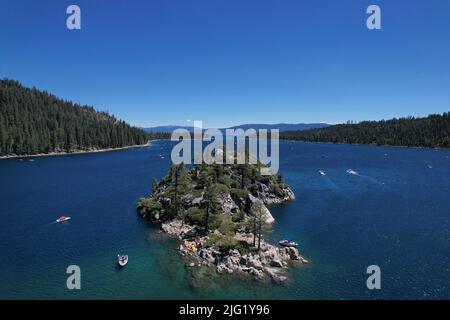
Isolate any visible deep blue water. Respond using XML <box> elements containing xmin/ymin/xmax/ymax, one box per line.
<box><xmin>0</xmin><ymin>141</ymin><xmax>449</xmax><ymax>299</ymax></box>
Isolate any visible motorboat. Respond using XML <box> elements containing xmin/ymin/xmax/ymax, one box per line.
<box><xmin>319</xmin><ymin>170</ymin><xmax>326</xmax><ymax>176</ymax></box>
<box><xmin>56</xmin><ymin>216</ymin><xmax>71</xmax><ymax>223</ymax></box>
<box><xmin>346</xmin><ymin>169</ymin><xmax>358</xmax><ymax>175</ymax></box>
<box><xmin>279</xmin><ymin>240</ymin><xmax>299</xmax><ymax>248</ymax></box>
<box><xmin>118</xmin><ymin>254</ymin><xmax>128</xmax><ymax>267</ymax></box>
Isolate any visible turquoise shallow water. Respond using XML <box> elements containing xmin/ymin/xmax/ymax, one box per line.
<box><xmin>0</xmin><ymin>140</ymin><xmax>449</xmax><ymax>299</ymax></box>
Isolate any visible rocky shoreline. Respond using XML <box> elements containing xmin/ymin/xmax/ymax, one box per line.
<box><xmin>161</xmin><ymin>219</ymin><xmax>308</xmax><ymax>283</ymax></box>
<box><xmin>138</xmin><ymin>162</ymin><xmax>308</xmax><ymax>283</ymax></box>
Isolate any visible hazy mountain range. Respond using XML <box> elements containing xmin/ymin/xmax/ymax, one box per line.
<box><xmin>143</xmin><ymin>123</ymin><xmax>330</xmax><ymax>133</ymax></box>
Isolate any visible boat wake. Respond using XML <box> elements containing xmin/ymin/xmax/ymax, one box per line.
<box><xmin>317</xmin><ymin>171</ymin><xmax>344</xmax><ymax>195</ymax></box>
<box><xmin>346</xmin><ymin>169</ymin><xmax>385</xmax><ymax>186</ymax></box>
<box><xmin>358</xmin><ymin>174</ymin><xmax>385</xmax><ymax>186</ymax></box>
<box><xmin>30</xmin><ymin>221</ymin><xmax>59</xmax><ymax>239</ymax></box>
<box><xmin>323</xmin><ymin>175</ymin><xmax>339</xmax><ymax>191</ymax></box>
<box><xmin>42</xmin><ymin>220</ymin><xmax>64</xmax><ymax>228</ymax></box>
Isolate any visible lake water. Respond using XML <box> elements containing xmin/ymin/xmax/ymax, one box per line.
<box><xmin>0</xmin><ymin>141</ymin><xmax>449</xmax><ymax>299</ymax></box>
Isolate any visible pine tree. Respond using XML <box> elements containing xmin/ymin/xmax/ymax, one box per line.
<box><xmin>203</xmin><ymin>182</ymin><xmax>220</xmax><ymax>234</ymax></box>
<box><xmin>248</xmin><ymin>201</ymin><xmax>269</xmax><ymax>251</ymax></box>
<box><xmin>0</xmin><ymin>79</ymin><xmax>171</xmax><ymax>156</ymax></box>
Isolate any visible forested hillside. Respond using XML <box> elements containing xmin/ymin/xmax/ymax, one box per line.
<box><xmin>0</xmin><ymin>79</ymin><xmax>155</xmax><ymax>156</ymax></box>
<box><xmin>280</xmin><ymin>112</ymin><xmax>450</xmax><ymax>148</ymax></box>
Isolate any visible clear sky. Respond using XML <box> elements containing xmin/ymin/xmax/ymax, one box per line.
<box><xmin>1</xmin><ymin>0</ymin><xmax>449</xmax><ymax>128</ymax></box>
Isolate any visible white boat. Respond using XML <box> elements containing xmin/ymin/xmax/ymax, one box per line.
<box><xmin>118</xmin><ymin>254</ymin><xmax>128</xmax><ymax>267</ymax></box>
<box><xmin>346</xmin><ymin>169</ymin><xmax>358</xmax><ymax>175</ymax></box>
<box><xmin>319</xmin><ymin>170</ymin><xmax>326</xmax><ymax>176</ymax></box>
<box><xmin>29</xmin><ymin>159</ymin><xmax>35</xmax><ymax>162</ymax></box>
<box><xmin>279</xmin><ymin>240</ymin><xmax>299</xmax><ymax>248</ymax></box>
<box><xmin>56</xmin><ymin>216</ymin><xmax>71</xmax><ymax>223</ymax></box>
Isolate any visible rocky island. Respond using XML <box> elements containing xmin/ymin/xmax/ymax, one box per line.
<box><xmin>137</xmin><ymin>161</ymin><xmax>308</xmax><ymax>283</ymax></box>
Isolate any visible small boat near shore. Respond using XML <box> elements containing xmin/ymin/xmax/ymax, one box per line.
<box><xmin>118</xmin><ymin>254</ymin><xmax>128</xmax><ymax>267</ymax></box>
<box><xmin>56</xmin><ymin>216</ymin><xmax>71</xmax><ymax>223</ymax></box>
<box><xmin>279</xmin><ymin>240</ymin><xmax>299</xmax><ymax>248</ymax></box>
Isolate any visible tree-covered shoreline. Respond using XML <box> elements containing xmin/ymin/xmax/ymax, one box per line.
<box><xmin>0</xmin><ymin>79</ymin><xmax>168</xmax><ymax>156</ymax></box>
<box><xmin>280</xmin><ymin>112</ymin><xmax>450</xmax><ymax>148</ymax></box>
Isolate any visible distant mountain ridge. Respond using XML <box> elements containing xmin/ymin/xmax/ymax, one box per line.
<box><xmin>143</xmin><ymin>125</ymin><xmax>194</xmax><ymax>133</ymax></box>
<box><xmin>227</xmin><ymin>123</ymin><xmax>330</xmax><ymax>132</ymax></box>
<box><xmin>143</xmin><ymin>123</ymin><xmax>329</xmax><ymax>133</ymax></box>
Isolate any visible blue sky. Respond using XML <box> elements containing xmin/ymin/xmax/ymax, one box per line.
<box><xmin>1</xmin><ymin>0</ymin><xmax>449</xmax><ymax>128</ymax></box>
